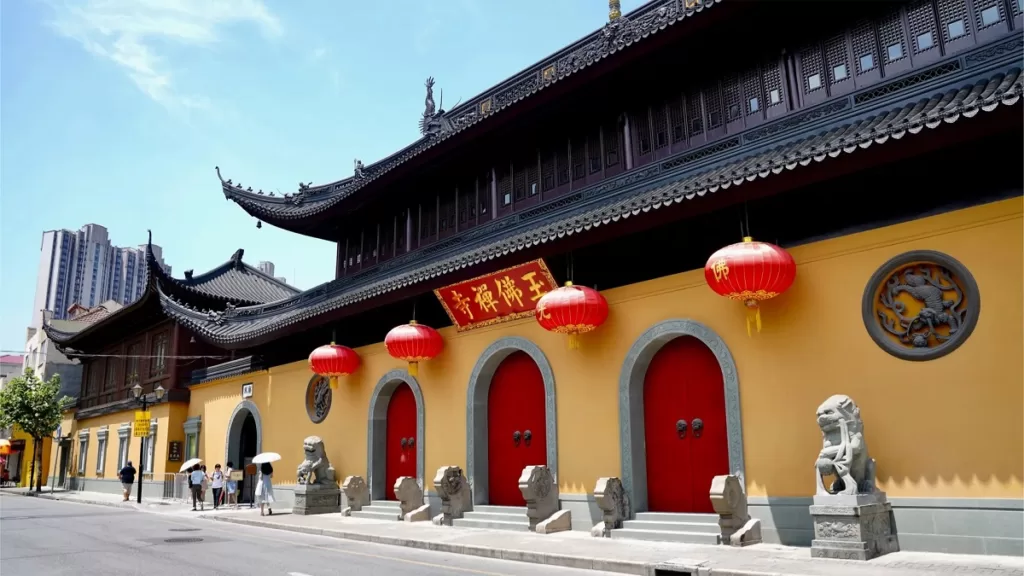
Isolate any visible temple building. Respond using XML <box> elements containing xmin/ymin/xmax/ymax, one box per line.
<box><xmin>44</xmin><ymin>243</ymin><xmax>297</xmax><ymax>494</ymax></box>
<box><xmin>50</xmin><ymin>0</ymin><xmax>1021</xmax><ymax>556</ymax></box>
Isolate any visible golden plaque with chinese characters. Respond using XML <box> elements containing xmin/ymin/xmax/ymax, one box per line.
<box><xmin>434</xmin><ymin>259</ymin><xmax>558</xmax><ymax>331</ymax></box>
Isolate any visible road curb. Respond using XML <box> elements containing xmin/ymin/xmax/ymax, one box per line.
<box><xmin>1</xmin><ymin>490</ymin><xmax>158</xmax><ymax>512</ymax></box>
<box><xmin>203</xmin><ymin>514</ymin><xmax>653</xmax><ymax>575</ymax></box>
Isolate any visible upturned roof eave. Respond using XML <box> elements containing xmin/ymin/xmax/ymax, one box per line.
<box><xmin>215</xmin><ymin>0</ymin><xmax>727</xmax><ymax>236</ymax></box>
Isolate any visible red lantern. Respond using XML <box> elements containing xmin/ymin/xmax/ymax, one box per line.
<box><xmin>308</xmin><ymin>343</ymin><xmax>360</xmax><ymax>389</ymax></box>
<box><xmin>384</xmin><ymin>320</ymin><xmax>444</xmax><ymax>377</ymax></box>
<box><xmin>535</xmin><ymin>282</ymin><xmax>610</xmax><ymax>349</ymax></box>
<box><xmin>704</xmin><ymin>237</ymin><xmax>796</xmax><ymax>336</ymax></box>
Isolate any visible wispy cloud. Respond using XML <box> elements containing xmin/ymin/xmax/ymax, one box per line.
<box><xmin>310</xmin><ymin>46</ymin><xmax>327</xmax><ymax>62</ymax></box>
<box><xmin>47</xmin><ymin>0</ymin><xmax>282</xmax><ymax>110</ymax></box>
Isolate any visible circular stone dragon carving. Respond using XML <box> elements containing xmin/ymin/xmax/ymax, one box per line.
<box><xmin>861</xmin><ymin>250</ymin><xmax>980</xmax><ymax>361</ymax></box>
<box><xmin>305</xmin><ymin>376</ymin><xmax>332</xmax><ymax>424</ymax></box>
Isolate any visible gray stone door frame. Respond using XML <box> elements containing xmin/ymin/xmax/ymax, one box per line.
<box><xmin>367</xmin><ymin>369</ymin><xmax>426</xmax><ymax>501</ymax></box>
<box><xmin>619</xmin><ymin>319</ymin><xmax>746</xmax><ymax>516</ymax></box>
<box><xmin>466</xmin><ymin>336</ymin><xmax>557</xmax><ymax>505</ymax></box>
<box><xmin>224</xmin><ymin>399</ymin><xmax>263</xmax><ymax>468</ymax></box>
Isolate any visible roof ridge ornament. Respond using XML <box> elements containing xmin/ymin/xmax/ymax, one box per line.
<box><xmin>419</xmin><ymin>76</ymin><xmax>455</xmax><ymax>137</ymax></box>
<box><xmin>231</xmin><ymin>248</ymin><xmax>245</xmax><ymax>270</ymax></box>
<box><xmin>354</xmin><ymin>159</ymin><xmax>365</xmax><ymax>179</ymax></box>
<box><xmin>609</xmin><ymin>0</ymin><xmax>621</xmax><ymax>21</ymax></box>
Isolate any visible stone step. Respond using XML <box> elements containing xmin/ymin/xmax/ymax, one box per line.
<box><xmin>610</xmin><ymin>528</ymin><xmax>720</xmax><ymax>545</ymax></box>
<box><xmin>622</xmin><ymin>520</ymin><xmax>720</xmax><ymax>534</ymax></box>
<box><xmin>633</xmin><ymin>512</ymin><xmax>718</xmax><ymax>524</ymax></box>
<box><xmin>460</xmin><ymin>510</ymin><xmax>525</xmax><ymax>523</ymax></box>
<box><xmin>350</xmin><ymin>509</ymin><xmax>400</xmax><ymax>521</ymax></box>
<box><xmin>370</xmin><ymin>500</ymin><xmax>401</xmax><ymax>509</ymax></box>
<box><xmin>452</xmin><ymin>517</ymin><xmax>529</xmax><ymax>531</ymax></box>
<box><xmin>472</xmin><ymin>505</ymin><xmax>527</xmax><ymax>514</ymax></box>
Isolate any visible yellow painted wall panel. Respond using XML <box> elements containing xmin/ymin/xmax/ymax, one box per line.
<box><xmin>189</xmin><ymin>198</ymin><xmax>1021</xmax><ymax>500</ymax></box>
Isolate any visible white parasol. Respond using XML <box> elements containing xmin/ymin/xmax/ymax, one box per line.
<box><xmin>251</xmin><ymin>452</ymin><xmax>281</xmax><ymax>464</ymax></box>
<box><xmin>179</xmin><ymin>458</ymin><xmax>202</xmax><ymax>472</ymax></box>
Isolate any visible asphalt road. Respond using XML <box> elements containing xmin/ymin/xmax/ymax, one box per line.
<box><xmin>0</xmin><ymin>496</ymin><xmax>622</xmax><ymax>576</ymax></box>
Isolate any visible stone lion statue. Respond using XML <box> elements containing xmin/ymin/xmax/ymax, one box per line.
<box><xmin>814</xmin><ymin>395</ymin><xmax>876</xmax><ymax>496</ymax></box>
<box><xmin>296</xmin><ymin>435</ymin><xmax>336</xmax><ymax>486</ymax></box>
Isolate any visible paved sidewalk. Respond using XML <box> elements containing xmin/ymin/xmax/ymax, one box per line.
<box><xmin>0</xmin><ymin>486</ymin><xmax>247</xmax><ymax>518</ymax></box>
<box><xmin>201</xmin><ymin>506</ymin><xmax>1024</xmax><ymax>576</ymax></box>
<box><xmin>5</xmin><ymin>489</ymin><xmax>1022</xmax><ymax>576</ymax></box>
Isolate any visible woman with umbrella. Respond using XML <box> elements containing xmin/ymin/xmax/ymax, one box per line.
<box><xmin>252</xmin><ymin>452</ymin><xmax>279</xmax><ymax>516</ymax></box>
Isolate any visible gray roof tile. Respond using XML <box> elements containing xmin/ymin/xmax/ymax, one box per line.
<box><xmin>165</xmin><ymin>68</ymin><xmax>1023</xmax><ymax>347</ymax></box>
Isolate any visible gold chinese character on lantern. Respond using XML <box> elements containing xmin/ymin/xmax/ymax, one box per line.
<box><xmin>521</xmin><ymin>271</ymin><xmax>549</xmax><ymax>301</ymax></box>
<box><xmin>495</xmin><ymin>275</ymin><xmax>524</xmax><ymax>307</ymax></box>
<box><xmin>536</xmin><ymin>300</ymin><xmax>552</xmax><ymax>320</ymax></box>
<box><xmin>451</xmin><ymin>289</ymin><xmax>474</xmax><ymax>320</ymax></box>
<box><xmin>472</xmin><ymin>284</ymin><xmax>499</xmax><ymax>313</ymax></box>
<box><xmin>711</xmin><ymin>259</ymin><xmax>730</xmax><ymax>283</ymax></box>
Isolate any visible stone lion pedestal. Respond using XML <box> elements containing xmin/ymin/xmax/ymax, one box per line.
<box><xmin>810</xmin><ymin>492</ymin><xmax>898</xmax><ymax>560</ymax></box>
<box><xmin>293</xmin><ymin>484</ymin><xmax>341</xmax><ymax>516</ymax></box>
<box><xmin>292</xmin><ymin>435</ymin><xmax>341</xmax><ymax>516</ymax></box>
<box><xmin>809</xmin><ymin>395</ymin><xmax>899</xmax><ymax>561</ymax></box>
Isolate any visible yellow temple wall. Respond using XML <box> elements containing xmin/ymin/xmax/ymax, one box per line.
<box><xmin>190</xmin><ymin>197</ymin><xmax>1022</xmax><ymax>500</ymax></box>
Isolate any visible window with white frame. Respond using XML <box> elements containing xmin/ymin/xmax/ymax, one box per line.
<box><xmin>77</xmin><ymin>430</ymin><xmax>89</xmax><ymax>475</ymax></box>
<box><xmin>144</xmin><ymin>420</ymin><xmax>157</xmax><ymax>474</ymax></box>
<box><xmin>95</xmin><ymin>427</ymin><xmax>109</xmax><ymax>475</ymax></box>
<box><xmin>183</xmin><ymin>416</ymin><xmax>201</xmax><ymax>461</ymax></box>
<box><xmin>117</xmin><ymin>424</ymin><xmax>131</xmax><ymax>470</ymax></box>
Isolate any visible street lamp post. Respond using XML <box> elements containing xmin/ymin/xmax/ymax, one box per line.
<box><xmin>129</xmin><ymin>380</ymin><xmax>165</xmax><ymax>504</ymax></box>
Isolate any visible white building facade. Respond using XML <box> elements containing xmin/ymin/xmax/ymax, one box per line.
<box><xmin>31</xmin><ymin>225</ymin><xmax>170</xmax><ymax>327</ymax></box>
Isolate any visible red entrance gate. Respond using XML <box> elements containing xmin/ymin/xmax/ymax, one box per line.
<box><xmin>385</xmin><ymin>383</ymin><xmax>417</xmax><ymax>500</ymax></box>
<box><xmin>643</xmin><ymin>336</ymin><xmax>729</xmax><ymax>513</ymax></box>
<box><xmin>487</xmin><ymin>351</ymin><xmax>546</xmax><ymax>506</ymax></box>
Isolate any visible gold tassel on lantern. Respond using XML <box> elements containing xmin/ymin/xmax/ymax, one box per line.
<box><xmin>408</xmin><ymin>361</ymin><xmax>419</xmax><ymax>377</ymax></box>
<box><xmin>329</xmin><ymin>376</ymin><xmax>338</xmax><ymax>390</ymax></box>
<box><xmin>568</xmin><ymin>333</ymin><xmax>580</xmax><ymax>350</ymax></box>
<box><xmin>744</xmin><ymin>301</ymin><xmax>762</xmax><ymax>337</ymax></box>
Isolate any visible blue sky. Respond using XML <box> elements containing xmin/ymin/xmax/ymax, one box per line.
<box><xmin>0</xmin><ymin>0</ymin><xmax>647</xmax><ymax>353</ymax></box>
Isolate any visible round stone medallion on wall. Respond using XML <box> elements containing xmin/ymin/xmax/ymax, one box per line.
<box><xmin>861</xmin><ymin>250</ymin><xmax>980</xmax><ymax>361</ymax></box>
<box><xmin>305</xmin><ymin>375</ymin><xmax>332</xmax><ymax>423</ymax></box>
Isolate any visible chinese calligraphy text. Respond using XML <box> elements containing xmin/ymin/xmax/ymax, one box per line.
<box><xmin>434</xmin><ymin>259</ymin><xmax>558</xmax><ymax>331</ymax></box>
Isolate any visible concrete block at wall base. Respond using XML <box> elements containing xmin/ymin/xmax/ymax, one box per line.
<box><xmin>558</xmin><ymin>493</ymin><xmax>603</xmax><ymax>532</ymax></box>
<box><xmin>747</xmin><ymin>496</ymin><xmax>1024</xmax><ymax>557</ymax></box>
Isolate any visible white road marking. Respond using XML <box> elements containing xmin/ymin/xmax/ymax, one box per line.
<box><xmin>288</xmin><ymin>573</ymin><xmax>314</xmax><ymax>576</ymax></box>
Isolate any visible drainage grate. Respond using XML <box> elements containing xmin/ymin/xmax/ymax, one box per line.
<box><xmin>169</xmin><ymin>528</ymin><xmax>200</xmax><ymax>532</ymax></box>
<box><xmin>164</xmin><ymin>537</ymin><xmax>204</xmax><ymax>544</ymax></box>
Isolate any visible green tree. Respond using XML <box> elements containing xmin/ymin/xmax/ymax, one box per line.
<box><xmin>0</xmin><ymin>369</ymin><xmax>72</xmax><ymax>492</ymax></box>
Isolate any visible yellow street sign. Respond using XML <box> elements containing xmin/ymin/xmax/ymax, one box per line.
<box><xmin>133</xmin><ymin>411</ymin><xmax>151</xmax><ymax>438</ymax></box>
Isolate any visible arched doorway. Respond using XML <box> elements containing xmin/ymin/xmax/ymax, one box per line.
<box><xmin>488</xmin><ymin>351</ymin><xmax>547</xmax><ymax>505</ymax></box>
<box><xmin>225</xmin><ymin>400</ymin><xmax>262</xmax><ymax>504</ymax></box>
<box><xmin>368</xmin><ymin>370</ymin><xmax>425</xmax><ymax>501</ymax></box>
<box><xmin>619</xmin><ymin>320</ymin><xmax>745</xmax><ymax>516</ymax></box>
<box><xmin>643</xmin><ymin>336</ymin><xmax>729</xmax><ymax>513</ymax></box>
<box><xmin>466</xmin><ymin>337</ymin><xmax>557</xmax><ymax>506</ymax></box>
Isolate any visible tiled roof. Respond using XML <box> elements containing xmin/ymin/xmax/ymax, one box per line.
<box><xmin>164</xmin><ymin>67</ymin><xmax>1023</xmax><ymax>347</ymax></box>
<box><xmin>217</xmin><ymin>0</ymin><xmax>723</xmax><ymax>229</ymax></box>
<box><xmin>42</xmin><ymin>237</ymin><xmax>298</xmax><ymax>348</ymax></box>
<box><xmin>72</xmin><ymin>301</ymin><xmax>124</xmax><ymax>325</ymax></box>
<box><xmin>155</xmin><ymin>248</ymin><xmax>299</xmax><ymax>306</ymax></box>
<box><xmin>0</xmin><ymin>355</ymin><xmax>23</xmax><ymax>365</ymax></box>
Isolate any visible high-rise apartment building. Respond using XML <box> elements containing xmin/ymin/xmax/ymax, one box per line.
<box><xmin>31</xmin><ymin>224</ymin><xmax>171</xmax><ymax>327</ymax></box>
<box><xmin>257</xmin><ymin>260</ymin><xmax>288</xmax><ymax>285</ymax></box>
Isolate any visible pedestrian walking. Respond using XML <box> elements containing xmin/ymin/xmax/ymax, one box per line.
<box><xmin>224</xmin><ymin>461</ymin><xmax>238</xmax><ymax>507</ymax></box>
<box><xmin>255</xmin><ymin>462</ymin><xmax>275</xmax><ymax>516</ymax></box>
<box><xmin>200</xmin><ymin>464</ymin><xmax>209</xmax><ymax>503</ymax></box>
<box><xmin>210</xmin><ymin>464</ymin><xmax>225</xmax><ymax>510</ymax></box>
<box><xmin>118</xmin><ymin>460</ymin><xmax>136</xmax><ymax>502</ymax></box>
<box><xmin>189</xmin><ymin>465</ymin><xmax>205</xmax><ymax>511</ymax></box>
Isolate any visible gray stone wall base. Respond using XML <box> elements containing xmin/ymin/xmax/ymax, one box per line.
<box><xmin>558</xmin><ymin>493</ymin><xmax>603</xmax><ymax>532</ymax></box>
<box><xmin>293</xmin><ymin>485</ymin><xmax>341</xmax><ymax>516</ymax></box>
<box><xmin>57</xmin><ymin>477</ymin><xmax>167</xmax><ymax>501</ymax></box>
<box><xmin>749</xmin><ymin>496</ymin><xmax>1023</xmax><ymax>557</ymax></box>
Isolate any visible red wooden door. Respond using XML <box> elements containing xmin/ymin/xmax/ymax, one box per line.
<box><xmin>643</xmin><ymin>336</ymin><xmax>729</xmax><ymax>513</ymax></box>
<box><xmin>385</xmin><ymin>383</ymin><xmax>417</xmax><ymax>500</ymax></box>
<box><xmin>488</xmin><ymin>351</ymin><xmax>546</xmax><ymax>506</ymax></box>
